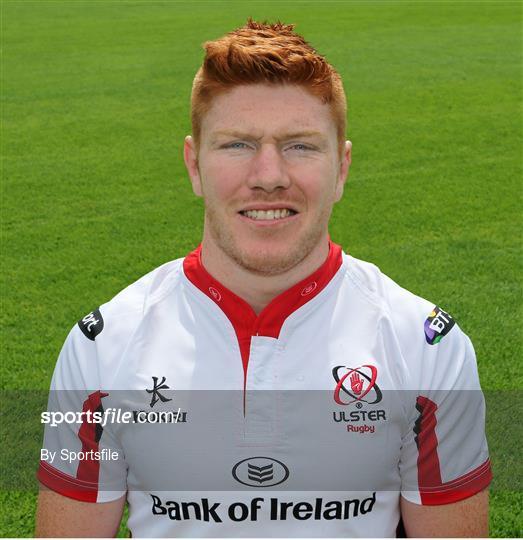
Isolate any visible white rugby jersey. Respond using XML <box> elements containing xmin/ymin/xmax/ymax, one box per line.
<box><xmin>38</xmin><ymin>242</ymin><xmax>492</xmax><ymax>537</ymax></box>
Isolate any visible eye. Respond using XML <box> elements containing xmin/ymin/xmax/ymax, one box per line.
<box><xmin>287</xmin><ymin>143</ymin><xmax>314</xmax><ymax>152</ymax></box>
<box><xmin>223</xmin><ymin>141</ymin><xmax>250</xmax><ymax>149</ymax></box>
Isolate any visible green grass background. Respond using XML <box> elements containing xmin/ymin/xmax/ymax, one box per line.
<box><xmin>1</xmin><ymin>0</ymin><xmax>521</xmax><ymax>536</ymax></box>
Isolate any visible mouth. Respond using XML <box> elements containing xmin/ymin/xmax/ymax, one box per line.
<box><xmin>238</xmin><ymin>208</ymin><xmax>298</xmax><ymax>221</ymax></box>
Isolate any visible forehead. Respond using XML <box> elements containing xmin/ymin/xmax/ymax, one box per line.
<box><xmin>200</xmin><ymin>83</ymin><xmax>336</xmax><ymax>139</ymax></box>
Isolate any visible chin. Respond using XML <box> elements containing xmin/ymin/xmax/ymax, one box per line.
<box><xmin>231</xmin><ymin>244</ymin><xmax>309</xmax><ymax>277</ymax></box>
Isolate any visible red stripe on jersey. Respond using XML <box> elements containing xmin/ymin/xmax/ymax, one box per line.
<box><xmin>419</xmin><ymin>459</ymin><xmax>492</xmax><ymax>505</ymax></box>
<box><xmin>415</xmin><ymin>396</ymin><xmax>492</xmax><ymax>504</ymax></box>
<box><xmin>76</xmin><ymin>390</ymin><xmax>108</xmax><ymax>489</ymax></box>
<box><xmin>415</xmin><ymin>396</ymin><xmax>443</xmax><ymax>492</ymax></box>
<box><xmin>183</xmin><ymin>240</ymin><xmax>343</xmax><ymax>377</ymax></box>
<box><xmin>37</xmin><ymin>460</ymin><xmax>98</xmax><ymax>503</ymax></box>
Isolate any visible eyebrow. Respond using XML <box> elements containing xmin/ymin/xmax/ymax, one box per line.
<box><xmin>211</xmin><ymin>129</ymin><xmax>328</xmax><ymax>143</ymax></box>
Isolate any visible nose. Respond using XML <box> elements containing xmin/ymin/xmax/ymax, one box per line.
<box><xmin>247</xmin><ymin>143</ymin><xmax>291</xmax><ymax>192</ymax></box>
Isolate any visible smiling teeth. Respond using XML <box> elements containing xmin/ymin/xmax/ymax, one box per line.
<box><xmin>243</xmin><ymin>209</ymin><xmax>295</xmax><ymax>220</ymax></box>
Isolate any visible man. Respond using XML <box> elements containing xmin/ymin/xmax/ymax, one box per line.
<box><xmin>36</xmin><ymin>20</ymin><xmax>491</xmax><ymax>537</ymax></box>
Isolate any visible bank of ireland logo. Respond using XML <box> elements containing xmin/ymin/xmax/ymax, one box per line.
<box><xmin>232</xmin><ymin>457</ymin><xmax>289</xmax><ymax>487</ymax></box>
<box><xmin>332</xmin><ymin>365</ymin><xmax>382</xmax><ymax>407</ymax></box>
<box><xmin>424</xmin><ymin>306</ymin><xmax>455</xmax><ymax>345</ymax></box>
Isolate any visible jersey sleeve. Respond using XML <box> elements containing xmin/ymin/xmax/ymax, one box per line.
<box><xmin>399</xmin><ymin>308</ymin><xmax>492</xmax><ymax>505</ymax></box>
<box><xmin>37</xmin><ymin>310</ymin><xmax>127</xmax><ymax>503</ymax></box>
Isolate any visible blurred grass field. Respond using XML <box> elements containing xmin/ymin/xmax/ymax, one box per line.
<box><xmin>1</xmin><ymin>0</ymin><xmax>521</xmax><ymax>536</ymax></box>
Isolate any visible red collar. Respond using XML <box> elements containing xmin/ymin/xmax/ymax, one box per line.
<box><xmin>183</xmin><ymin>241</ymin><xmax>343</xmax><ymax>374</ymax></box>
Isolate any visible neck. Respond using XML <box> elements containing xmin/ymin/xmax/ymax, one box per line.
<box><xmin>200</xmin><ymin>236</ymin><xmax>331</xmax><ymax>314</ymax></box>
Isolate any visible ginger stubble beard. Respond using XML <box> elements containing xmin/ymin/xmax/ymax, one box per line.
<box><xmin>200</xmin><ymin>186</ymin><xmax>333</xmax><ymax>277</ymax></box>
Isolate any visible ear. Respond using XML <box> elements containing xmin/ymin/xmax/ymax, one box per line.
<box><xmin>184</xmin><ymin>135</ymin><xmax>203</xmax><ymax>197</ymax></box>
<box><xmin>334</xmin><ymin>140</ymin><xmax>352</xmax><ymax>202</ymax></box>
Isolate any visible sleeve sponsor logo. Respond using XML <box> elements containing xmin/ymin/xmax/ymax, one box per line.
<box><xmin>424</xmin><ymin>306</ymin><xmax>455</xmax><ymax>345</ymax></box>
<box><xmin>77</xmin><ymin>308</ymin><xmax>104</xmax><ymax>341</ymax></box>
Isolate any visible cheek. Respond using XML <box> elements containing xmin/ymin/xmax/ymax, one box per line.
<box><xmin>201</xmin><ymin>161</ymin><xmax>244</xmax><ymax>202</ymax></box>
<box><xmin>298</xmin><ymin>167</ymin><xmax>338</xmax><ymax>208</ymax></box>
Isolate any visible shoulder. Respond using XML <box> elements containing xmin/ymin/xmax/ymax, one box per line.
<box><xmin>102</xmin><ymin>257</ymin><xmax>184</xmax><ymax>324</ymax></box>
<box><xmin>78</xmin><ymin>258</ymin><xmax>185</xmax><ymax>341</ymax></box>
<box><xmin>341</xmin><ymin>254</ymin><xmax>476</xmax><ymax>389</ymax></box>
<box><xmin>341</xmin><ymin>253</ymin><xmax>436</xmax><ymax>325</ymax></box>
<box><xmin>56</xmin><ymin>258</ymin><xmax>186</xmax><ymax>389</ymax></box>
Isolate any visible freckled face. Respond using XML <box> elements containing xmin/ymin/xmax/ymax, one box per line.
<box><xmin>186</xmin><ymin>84</ymin><xmax>349</xmax><ymax>276</ymax></box>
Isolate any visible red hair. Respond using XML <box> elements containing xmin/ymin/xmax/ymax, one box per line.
<box><xmin>191</xmin><ymin>19</ymin><xmax>347</xmax><ymax>156</ymax></box>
